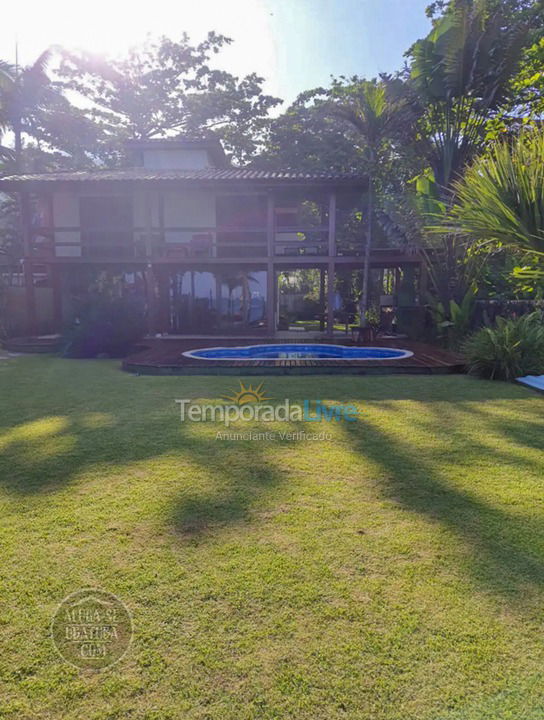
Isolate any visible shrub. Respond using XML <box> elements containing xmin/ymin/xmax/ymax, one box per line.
<box><xmin>463</xmin><ymin>312</ymin><xmax>544</xmax><ymax>381</ymax></box>
<box><xmin>63</xmin><ymin>293</ymin><xmax>146</xmax><ymax>358</ymax></box>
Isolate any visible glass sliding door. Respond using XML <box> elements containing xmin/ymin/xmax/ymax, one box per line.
<box><xmin>168</xmin><ymin>269</ymin><xmax>267</xmax><ymax>334</ymax></box>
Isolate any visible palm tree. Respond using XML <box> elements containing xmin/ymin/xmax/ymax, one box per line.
<box><xmin>329</xmin><ymin>79</ymin><xmax>416</xmax><ymax>325</ymax></box>
<box><xmin>0</xmin><ymin>49</ymin><xmax>57</xmax><ymax>172</ymax></box>
<box><xmin>410</xmin><ymin>0</ymin><xmax>534</xmax><ymax>195</ymax></box>
<box><xmin>445</xmin><ymin>128</ymin><xmax>544</xmax><ymax>280</ymax></box>
<box><xmin>0</xmin><ymin>61</ymin><xmax>14</xmax><ymax>167</ymax></box>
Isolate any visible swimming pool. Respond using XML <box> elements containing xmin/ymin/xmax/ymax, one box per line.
<box><xmin>183</xmin><ymin>344</ymin><xmax>414</xmax><ymax>361</ymax></box>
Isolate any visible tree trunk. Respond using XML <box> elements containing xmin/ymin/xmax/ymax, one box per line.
<box><xmin>359</xmin><ymin>175</ymin><xmax>373</xmax><ymax>326</ymax></box>
<box><xmin>13</xmin><ymin>111</ymin><xmax>22</xmax><ymax>173</ymax></box>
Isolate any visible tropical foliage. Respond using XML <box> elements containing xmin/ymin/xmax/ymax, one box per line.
<box><xmin>445</xmin><ymin>129</ymin><xmax>544</xmax><ymax>284</ymax></box>
<box><xmin>464</xmin><ymin>311</ymin><xmax>544</xmax><ymax>380</ymax></box>
<box><xmin>409</xmin><ymin>0</ymin><xmax>534</xmax><ymax>192</ymax></box>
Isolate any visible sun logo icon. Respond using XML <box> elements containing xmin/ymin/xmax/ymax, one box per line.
<box><xmin>222</xmin><ymin>381</ymin><xmax>271</xmax><ymax>405</ymax></box>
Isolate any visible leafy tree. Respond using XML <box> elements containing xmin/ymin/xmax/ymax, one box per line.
<box><xmin>407</xmin><ymin>0</ymin><xmax>542</xmax><ymax>319</ymax></box>
<box><xmin>409</xmin><ymin>0</ymin><xmax>536</xmax><ymax>193</ymax></box>
<box><xmin>257</xmin><ymin>88</ymin><xmax>369</xmax><ymax>173</ymax></box>
<box><xmin>56</xmin><ymin>34</ymin><xmax>281</xmax><ymax>165</ymax></box>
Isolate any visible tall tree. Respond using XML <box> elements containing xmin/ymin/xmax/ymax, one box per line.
<box><xmin>57</xmin><ymin>34</ymin><xmax>281</xmax><ymax>165</ymax></box>
<box><xmin>0</xmin><ymin>49</ymin><xmax>58</xmax><ymax>171</ymax></box>
<box><xmin>407</xmin><ymin>0</ymin><xmax>542</xmax><ymax>311</ymax></box>
<box><xmin>0</xmin><ymin>49</ymin><xmax>94</xmax><ymax>173</ymax></box>
<box><xmin>257</xmin><ymin>87</ymin><xmax>370</xmax><ymax>173</ymax></box>
<box><xmin>409</xmin><ymin>0</ymin><xmax>537</xmax><ymax>194</ymax></box>
<box><xmin>327</xmin><ymin>79</ymin><xmax>419</xmax><ymax>325</ymax></box>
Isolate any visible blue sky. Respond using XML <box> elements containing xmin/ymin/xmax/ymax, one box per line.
<box><xmin>264</xmin><ymin>0</ymin><xmax>432</xmax><ymax>102</ymax></box>
<box><xmin>2</xmin><ymin>0</ymin><xmax>432</xmax><ymax>107</ymax></box>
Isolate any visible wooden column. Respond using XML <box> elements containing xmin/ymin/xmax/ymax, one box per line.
<box><xmin>215</xmin><ymin>274</ymin><xmax>223</xmax><ymax>329</ymax></box>
<box><xmin>266</xmin><ymin>190</ymin><xmax>275</xmax><ymax>335</ymax></box>
<box><xmin>21</xmin><ymin>192</ymin><xmax>37</xmax><ymax>335</ymax></box>
<box><xmin>23</xmin><ymin>261</ymin><xmax>37</xmax><ymax>336</ymax></box>
<box><xmin>319</xmin><ymin>268</ymin><xmax>326</xmax><ymax>332</ymax></box>
<box><xmin>328</xmin><ymin>190</ymin><xmax>336</xmax><ymax>257</ymax></box>
<box><xmin>327</xmin><ymin>261</ymin><xmax>335</xmax><ymax>337</ymax></box>
<box><xmin>326</xmin><ymin>190</ymin><xmax>337</xmax><ymax>336</ymax></box>
<box><xmin>157</xmin><ymin>267</ymin><xmax>170</xmax><ymax>333</ymax></box>
<box><xmin>51</xmin><ymin>265</ymin><xmax>63</xmax><ymax>330</ymax></box>
<box><xmin>144</xmin><ymin>187</ymin><xmax>154</xmax><ymax>258</ymax></box>
<box><xmin>144</xmin><ymin>186</ymin><xmax>159</xmax><ymax>334</ymax></box>
<box><xmin>145</xmin><ymin>264</ymin><xmax>158</xmax><ymax>335</ymax></box>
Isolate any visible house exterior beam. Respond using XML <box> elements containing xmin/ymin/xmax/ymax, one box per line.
<box><xmin>20</xmin><ymin>192</ymin><xmax>38</xmax><ymax>335</ymax></box>
<box><xmin>328</xmin><ymin>190</ymin><xmax>336</xmax><ymax>257</ymax></box>
<box><xmin>327</xmin><ymin>260</ymin><xmax>335</xmax><ymax>337</ymax></box>
<box><xmin>266</xmin><ymin>191</ymin><xmax>276</xmax><ymax>333</ymax></box>
<box><xmin>145</xmin><ymin>264</ymin><xmax>158</xmax><ymax>335</ymax></box>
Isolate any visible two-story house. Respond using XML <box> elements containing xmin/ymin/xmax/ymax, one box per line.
<box><xmin>0</xmin><ymin>138</ymin><xmax>425</xmax><ymax>337</ymax></box>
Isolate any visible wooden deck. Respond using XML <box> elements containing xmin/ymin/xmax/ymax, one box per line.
<box><xmin>122</xmin><ymin>338</ymin><xmax>465</xmax><ymax>376</ymax></box>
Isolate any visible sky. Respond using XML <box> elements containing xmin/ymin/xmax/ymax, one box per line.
<box><xmin>1</xmin><ymin>0</ymin><xmax>432</xmax><ymax>108</ymax></box>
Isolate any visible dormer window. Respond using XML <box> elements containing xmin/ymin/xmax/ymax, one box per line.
<box><xmin>125</xmin><ymin>138</ymin><xmax>228</xmax><ymax>170</ymax></box>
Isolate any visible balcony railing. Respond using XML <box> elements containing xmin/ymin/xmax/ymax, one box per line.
<box><xmin>30</xmin><ymin>224</ymin><xmax>339</xmax><ymax>260</ymax></box>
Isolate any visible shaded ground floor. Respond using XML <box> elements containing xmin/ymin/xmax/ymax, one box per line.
<box><xmin>13</xmin><ymin>253</ymin><xmax>427</xmax><ymax>338</ymax></box>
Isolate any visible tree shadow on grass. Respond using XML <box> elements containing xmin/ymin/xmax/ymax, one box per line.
<box><xmin>168</xmin><ymin>441</ymin><xmax>286</xmax><ymax>535</ymax></box>
<box><xmin>406</xmin><ymin>403</ymin><xmax>544</xmax><ymax>476</ymax></box>
<box><xmin>0</xmin><ymin>402</ymin><xmax>303</xmax><ymax>537</ymax></box>
<box><xmin>341</xmin><ymin>413</ymin><xmax>544</xmax><ymax>599</ymax></box>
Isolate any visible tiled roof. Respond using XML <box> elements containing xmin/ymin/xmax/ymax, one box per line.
<box><xmin>0</xmin><ymin>167</ymin><xmax>367</xmax><ymax>187</ymax></box>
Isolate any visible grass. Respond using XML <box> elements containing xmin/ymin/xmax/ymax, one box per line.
<box><xmin>0</xmin><ymin>356</ymin><xmax>544</xmax><ymax>719</ymax></box>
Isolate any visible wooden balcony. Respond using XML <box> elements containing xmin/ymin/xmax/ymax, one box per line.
<box><xmin>28</xmin><ymin>225</ymin><xmax>335</xmax><ymax>262</ymax></box>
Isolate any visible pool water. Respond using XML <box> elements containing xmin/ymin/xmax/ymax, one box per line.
<box><xmin>183</xmin><ymin>344</ymin><xmax>413</xmax><ymax>361</ymax></box>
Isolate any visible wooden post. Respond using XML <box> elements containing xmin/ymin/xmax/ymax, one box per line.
<box><xmin>266</xmin><ymin>190</ymin><xmax>275</xmax><ymax>335</ymax></box>
<box><xmin>326</xmin><ymin>191</ymin><xmax>337</xmax><ymax>337</ymax></box>
<box><xmin>327</xmin><ymin>260</ymin><xmax>335</xmax><ymax>337</ymax></box>
<box><xmin>156</xmin><ymin>267</ymin><xmax>170</xmax><ymax>333</ymax></box>
<box><xmin>328</xmin><ymin>190</ymin><xmax>336</xmax><ymax>257</ymax></box>
<box><xmin>144</xmin><ymin>187</ymin><xmax>154</xmax><ymax>258</ymax></box>
<box><xmin>319</xmin><ymin>268</ymin><xmax>326</xmax><ymax>332</ymax></box>
<box><xmin>267</xmin><ymin>263</ymin><xmax>275</xmax><ymax>335</ymax></box>
<box><xmin>20</xmin><ymin>192</ymin><xmax>38</xmax><ymax>335</ymax></box>
<box><xmin>215</xmin><ymin>273</ymin><xmax>223</xmax><ymax>328</ymax></box>
<box><xmin>267</xmin><ymin>190</ymin><xmax>275</xmax><ymax>258</ymax></box>
<box><xmin>145</xmin><ymin>263</ymin><xmax>157</xmax><ymax>335</ymax></box>
<box><xmin>51</xmin><ymin>265</ymin><xmax>63</xmax><ymax>331</ymax></box>
<box><xmin>23</xmin><ymin>261</ymin><xmax>37</xmax><ymax>336</ymax></box>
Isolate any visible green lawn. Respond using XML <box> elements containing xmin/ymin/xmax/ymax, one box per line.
<box><xmin>1</xmin><ymin>356</ymin><xmax>544</xmax><ymax>719</ymax></box>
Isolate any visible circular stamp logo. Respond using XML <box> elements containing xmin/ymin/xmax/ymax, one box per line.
<box><xmin>51</xmin><ymin>589</ymin><xmax>132</xmax><ymax>670</ymax></box>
